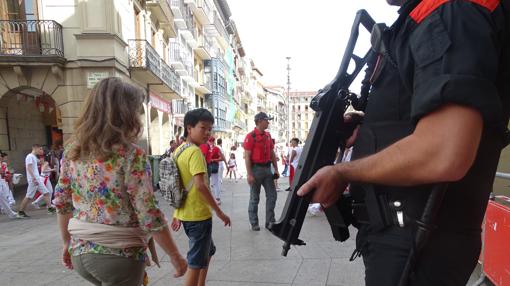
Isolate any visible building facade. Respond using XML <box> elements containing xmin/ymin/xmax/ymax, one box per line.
<box><xmin>0</xmin><ymin>0</ymin><xmax>266</xmax><ymax>181</ymax></box>
<box><xmin>289</xmin><ymin>91</ymin><xmax>316</xmax><ymax>142</ymax></box>
<box><xmin>263</xmin><ymin>86</ymin><xmax>286</xmax><ymax>144</ymax></box>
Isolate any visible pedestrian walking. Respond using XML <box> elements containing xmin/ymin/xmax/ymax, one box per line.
<box><xmin>32</xmin><ymin>156</ymin><xmax>55</xmax><ymax>209</ymax></box>
<box><xmin>288</xmin><ymin>138</ymin><xmax>302</xmax><ymax>186</ymax></box>
<box><xmin>54</xmin><ymin>77</ymin><xmax>187</xmax><ymax>286</ymax></box>
<box><xmin>17</xmin><ymin>144</ymin><xmax>55</xmax><ymax>217</ymax></box>
<box><xmin>226</xmin><ymin>153</ymin><xmax>238</xmax><ymax>182</ymax></box>
<box><xmin>170</xmin><ymin>108</ymin><xmax>231</xmax><ymax>286</ymax></box>
<box><xmin>208</xmin><ymin>137</ymin><xmax>227</xmax><ymax>204</ymax></box>
<box><xmin>243</xmin><ymin>112</ymin><xmax>280</xmax><ymax>231</ymax></box>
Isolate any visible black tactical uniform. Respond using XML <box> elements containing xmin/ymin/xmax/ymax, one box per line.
<box><xmin>350</xmin><ymin>0</ymin><xmax>510</xmax><ymax>285</ymax></box>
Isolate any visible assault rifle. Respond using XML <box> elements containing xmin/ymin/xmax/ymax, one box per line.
<box><xmin>268</xmin><ymin>10</ymin><xmax>376</xmax><ymax>256</ymax></box>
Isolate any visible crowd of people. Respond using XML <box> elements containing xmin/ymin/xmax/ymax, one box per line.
<box><xmin>0</xmin><ymin>144</ymin><xmax>64</xmax><ymax>219</ymax></box>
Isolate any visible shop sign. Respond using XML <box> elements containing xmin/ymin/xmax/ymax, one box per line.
<box><xmin>149</xmin><ymin>92</ymin><xmax>171</xmax><ymax>114</ymax></box>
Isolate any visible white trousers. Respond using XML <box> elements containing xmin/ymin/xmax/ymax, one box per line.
<box><xmin>0</xmin><ymin>181</ymin><xmax>16</xmax><ymax>217</ymax></box>
<box><xmin>33</xmin><ymin>176</ymin><xmax>53</xmax><ymax>204</ymax></box>
<box><xmin>210</xmin><ymin>173</ymin><xmax>221</xmax><ymax>200</ymax></box>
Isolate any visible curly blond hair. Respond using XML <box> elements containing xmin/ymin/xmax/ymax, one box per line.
<box><xmin>67</xmin><ymin>77</ymin><xmax>144</xmax><ymax>161</ymax></box>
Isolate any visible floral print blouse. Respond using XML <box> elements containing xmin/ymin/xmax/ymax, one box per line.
<box><xmin>54</xmin><ymin>144</ymin><xmax>167</xmax><ymax>261</ymax></box>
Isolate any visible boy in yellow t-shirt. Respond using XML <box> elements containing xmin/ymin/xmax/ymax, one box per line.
<box><xmin>171</xmin><ymin>108</ymin><xmax>231</xmax><ymax>286</ymax></box>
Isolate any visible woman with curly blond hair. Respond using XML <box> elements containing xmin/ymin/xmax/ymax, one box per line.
<box><xmin>54</xmin><ymin>77</ymin><xmax>186</xmax><ymax>285</ymax></box>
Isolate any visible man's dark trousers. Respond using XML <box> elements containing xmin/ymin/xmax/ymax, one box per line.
<box><xmin>248</xmin><ymin>164</ymin><xmax>277</xmax><ymax>228</ymax></box>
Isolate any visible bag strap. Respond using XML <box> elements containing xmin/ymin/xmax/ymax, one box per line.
<box><xmin>173</xmin><ymin>143</ymin><xmax>193</xmax><ymax>160</ymax></box>
<box><xmin>173</xmin><ymin>143</ymin><xmax>194</xmax><ymax>192</ymax></box>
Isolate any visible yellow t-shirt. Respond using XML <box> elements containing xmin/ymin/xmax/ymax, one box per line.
<box><xmin>173</xmin><ymin>144</ymin><xmax>212</xmax><ymax>221</ymax></box>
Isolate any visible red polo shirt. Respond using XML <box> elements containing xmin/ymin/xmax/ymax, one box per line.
<box><xmin>200</xmin><ymin>143</ymin><xmax>212</xmax><ymax>164</ymax></box>
<box><xmin>243</xmin><ymin>128</ymin><xmax>274</xmax><ymax>164</ymax></box>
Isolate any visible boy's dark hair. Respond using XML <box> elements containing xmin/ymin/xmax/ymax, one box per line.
<box><xmin>291</xmin><ymin>138</ymin><xmax>300</xmax><ymax>144</ymax></box>
<box><xmin>183</xmin><ymin>108</ymin><xmax>214</xmax><ymax>137</ymax></box>
<box><xmin>32</xmin><ymin>144</ymin><xmax>41</xmax><ymax>149</ymax></box>
<box><xmin>217</xmin><ymin>138</ymin><xmax>222</xmax><ymax>145</ymax></box>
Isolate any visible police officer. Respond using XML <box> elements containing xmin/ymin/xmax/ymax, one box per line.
<box><xmin>244</xmin><ymin>112</ymin><xmax>280</xmax><ymax>231</ymax></box>
<box><xmin>298</xmin><ymin>0</ymin><xmax>510</xmax><ymax>285</ymax></box>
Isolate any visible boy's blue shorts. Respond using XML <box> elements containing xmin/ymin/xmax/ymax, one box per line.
<box><xmin>182</xmin><ymin>218</ymin><xmax>216</xmax><ymax>269</ymax></box>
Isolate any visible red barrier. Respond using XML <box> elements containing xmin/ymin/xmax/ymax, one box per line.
<box><xmin>482</xmin><ymin>196</ymin><xmax>510</xmax><ymax>285</ymax></box>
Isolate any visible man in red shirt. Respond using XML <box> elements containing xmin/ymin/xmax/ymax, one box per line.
<box><xmin>243</xmin><ymin>112</ymin><xmax>280</xmax><ymax>231</ymax></box>
<box><xmin>200</xmin><ymin>138</ymin><xmax>213</xmax><ymax>177</ymax></box>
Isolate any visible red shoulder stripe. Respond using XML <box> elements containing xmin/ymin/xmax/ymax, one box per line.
<box><xmin>467</xmin><ymin>0</ymin><xmax>500</xmax><ymax>12</ymax></box>
<box><xmin>410</xmin><ymin>0</ymin><xmax>500</xmax><ymax>24</ymax></box>
<box><xmin>410</xmin><ymin>0</ymin><xmax>451</xmax><ymax>23</ymax></box>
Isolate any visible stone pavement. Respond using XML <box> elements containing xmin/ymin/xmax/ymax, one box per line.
<box><xmin>0</xmin><ymin>178</ymin><xmax>482</xmax><ymax>286</ymax></box>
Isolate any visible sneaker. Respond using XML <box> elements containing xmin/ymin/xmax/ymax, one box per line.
<box><xmin>18</xmin><ymin>211</ymin><xmax>30</xmax><ymax>218</ymax></box>
<box><xmin>47</xmin><ymin>207</ymin><xmax>56</xmax><ymax>214</ymax></box>
<box><xmin>251</xmin><ymin>225</ymin><xmax>260</xmax><ymax>231</ymax></box>
<box><xmin>9</xmin><ymin>213</ymin><xmax>24</xmax><ymax>219</ymax></box>
<box><xmin>31</xmin><ymin>201</ymin><xmax>41</xmax><ymax>209</ymax></box>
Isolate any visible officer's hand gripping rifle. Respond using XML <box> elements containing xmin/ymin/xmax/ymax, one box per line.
<box><xmin>268</xmin><ymin>10</ymin><xmax>375</xmax><ymax>256</ymax></box>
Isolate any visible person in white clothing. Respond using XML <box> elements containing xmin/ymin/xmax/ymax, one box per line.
<box><xmin>209</xmin><ymin>137</ymin><xmax>227</xmax><ymax>205</ymax></box>
<box><xmin>288</xmin><ymin>138</ymin><xmax>302</xmax><ymax>187</ymax></box>
<box><xmin>226</xmin><ymin>153</ymin><xmax>238</xmax><ymax>182</ymax></box>
<box><xmin>217</xmin><ymin>138</ymin><xmax>226</xmax><ymax>183</ymax></box>
<box><xmin>0</xmin><ymin>175</ymin><xmax>21</xmax><ymax>219</ymax></box>
<box><xmin>17</xmin><ymin>144</ymin><xmax>55</xmax><ymax>217</ymax></box>
<box><xmin>32</xmin><ymin>156</ymin><xmax>55</xmax><ymax>208</ymax></box>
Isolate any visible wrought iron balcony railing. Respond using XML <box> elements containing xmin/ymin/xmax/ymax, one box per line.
<box><xmin>169</xmin><ymin>41</ymin><xmax>184</xmax><ymax>64</ymax></box>
<box><xmin>128</xmin><ymin>39</ymin><xmax>181</xmax><ymax>94</ymax></box>
<box><xmin>198</xmin><ymin>34</ymin><xmax>212</xmax><ymax>51</ymax></box>
<box><xmin>170</xmin><ymin>0</ymin><xmax>185</xmax><ymax>16</ymax></box>
<box><xmin>213</xmin><ymin>15</ymin><xmax>228</xmax><ymax>42</ymax></box>
<box><xmin>0</xmin><ymin>20</ymin><xmax>64</xmax><ymax>57</ymax></box>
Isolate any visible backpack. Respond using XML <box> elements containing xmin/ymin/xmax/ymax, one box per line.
<box><xmin>159</xmin><ymin>143</ymin><xmax>193</xmax><ymax>208</ymax></box>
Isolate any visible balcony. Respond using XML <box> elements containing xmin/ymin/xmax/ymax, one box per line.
<box><xmin>196</xmin><ymin>70</ymin><xmax>212</xmax><ymax>94</ymax></box>
<box><xmin>128</xmin><ymin>40</ymin><xmax>181</xmax><ymax>100</ymax></box>
<box><xmin>185</xmin><ymin>0</ymin><xmax>213</xmax><ymax>25</ymax></box>
<box><xmin>169</xmin><ymin>41</ymin><xmax>185</xmax><ymax>70</ymax></box>
<box><xmin>0</xmin><ymin>20</ymin><xmax>65</xmax><ymax>64</ymax></box>
<box><xmin>181</xmin><ymin>11</ymin><xmax>198</xmax><ymax>48</ymax></box>
<box><xmin>172</xmin><ymin>99</ymin><xmax>189</xmax><ymax>116</ymax></box>
<box><xmin>232</xmin><ymin>119</ymin><xmax>247</xmax><ymax>131</ymax></box>
<box><xmin>170</xmin><ymin>0</ymin><xmax>186</xmax><ymax>29</ymax></box>
<box><xmin>169</xmin><ymin>42</ymin><xmax>193</xmax><ymax>78</ymax></box>
<box><xmin>146</xmin><ymin>0</ymin><xmax>177</xmax><ymax>37</ymax></box>
<box><xmin>193</xmin><ymin>34</ymin><xmax>212</xmax><ymax>60</ymax></box>
<box><xmin>204</xmin><ymin>13</ymin><xmax>229</xmax><ymax>48</ymax></box>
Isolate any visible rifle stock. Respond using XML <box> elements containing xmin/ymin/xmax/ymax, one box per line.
<box><xmin>268</xmin><ymin>10</ymin><xmax>376</xmax><ymax>256</ymax></box>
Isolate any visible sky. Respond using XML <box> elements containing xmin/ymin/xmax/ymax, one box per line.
<box><xmin>227</xmin><ymin>1</ymin><xmax>399</xmax><ymax>92</ymax></box>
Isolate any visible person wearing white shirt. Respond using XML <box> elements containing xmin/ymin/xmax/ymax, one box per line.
<box><xmin>32</xmin><ymin>156</ymin><xmax>55</xmax><ymax>208</ymax></box>
<box><xmin>289</xmin><ymin>138</ymin><xmax>302</xmax><ymax>186</ymax></box>
<box><xmin>0</xmin><ymin>176</ymin><xmax>21</xmax><ymax>219</ymax></box>
<box><xmin>17</xmin><ymin>144</ymin><xmax>55</xmax><ymax>217</ymax></box>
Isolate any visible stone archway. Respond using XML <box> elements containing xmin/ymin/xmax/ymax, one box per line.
<box><xmin>0</xmin><ymin>86</ymin><xmax>62</xmax><ymax>180</ymax></box>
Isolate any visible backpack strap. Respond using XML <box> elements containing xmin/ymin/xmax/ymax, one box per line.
<box><xmin>173</xmin><ymin>143</ymin><xmax>194</xmax><ymax>192</ymax></box>
<box><xmin>173</xmin><ymin>143</ymin><xmax>193</xmax><ymax>160</ymax></box>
